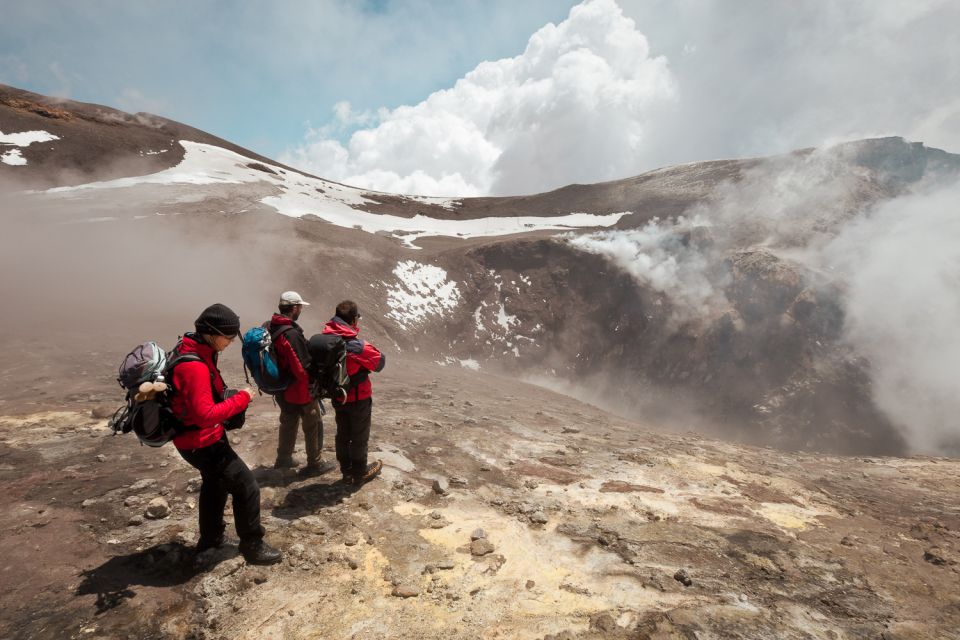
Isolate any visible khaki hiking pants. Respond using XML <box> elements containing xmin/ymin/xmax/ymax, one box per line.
<box><xmin>276</xmin><ymin>398</ymin><xmax>323</xmax><ymax>466</ymax></box>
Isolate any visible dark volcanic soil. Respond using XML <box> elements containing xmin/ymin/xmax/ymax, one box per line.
<box><xmin>0</xmin><ymin>358</ymin><xmax>958</xmax><ymax>640</ymax></box>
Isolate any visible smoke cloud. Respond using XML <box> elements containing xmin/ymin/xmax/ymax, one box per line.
<box><xmin>815</xmin><ymin>181</ymin><xmax>960</xmax><ymax>453</ymax></box>
<box><xmin>0</xmin><ymin>183</ymin><xmax>320</xmax><ymax>406</ymax></box>
<box><xmin>567</xmin><ymin>216</ymin><xmax>722</xmax><ymax>321</ymax></box>
<box><xmin>565</xmin><ymin>143</ymin><xmax>960</xmax><ymax>453</ymax></box>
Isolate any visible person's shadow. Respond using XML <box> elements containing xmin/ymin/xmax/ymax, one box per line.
<box><xmin>76</xmin><ymin>542</ymin><xmax>235</xmax><ymax>614</ymax></box>
<box><xmin>272</xmin><ymin>478</ymin><xmax>358</xmax><ymax>520</ymax></box>
<box><xmin>252</xmin><ymin>464</ymin><xmax>302</xmax><ymax>488</ymax></box>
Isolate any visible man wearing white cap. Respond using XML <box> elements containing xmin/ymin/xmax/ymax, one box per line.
<box><xmin>268</xmin><ymin>291</ymin><xmax>335</xmax><ymax>476</ymax></box>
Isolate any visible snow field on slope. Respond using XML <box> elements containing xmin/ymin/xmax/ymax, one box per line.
<box><xmin>43</xmin><ymin>141</ymin><xmax>629</xmax><ymax>247</ymax></box>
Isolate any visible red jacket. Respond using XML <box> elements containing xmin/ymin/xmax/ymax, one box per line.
<box><xmin>322</xmin><ymin>317</ymin><xmax>385</xmax><ymax>404</ymax></box>
<box><xmin>169</xmin><ymin>334</ymin><xmax>249</xmax><ymax>450</ymax></box>
<box><xmin>268</xmin><ymin>314</ymin><xmax>312</xmax><ymax>404</ymax></box>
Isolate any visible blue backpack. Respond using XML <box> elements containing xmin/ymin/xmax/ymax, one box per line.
<box><xmin>241</xmin><ymin>325</ymin><xmax>294</xmax><ymax>395</ymax></box>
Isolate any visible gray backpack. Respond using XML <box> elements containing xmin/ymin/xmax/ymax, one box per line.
<box><xmin>109</xmin><ymin>341</ymin><xmax>201</xmax><ymax>447</ymax></box>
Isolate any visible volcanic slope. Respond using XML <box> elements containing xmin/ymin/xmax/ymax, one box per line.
<box><xmin>1</xmin><ymin>85</ymin><xmax>959</xmax><ymax>638</ymax></box>
<box><xmin>4</xmin><ymin>85</ymin><xmax>960</xmax><ymax>454</ymax></box>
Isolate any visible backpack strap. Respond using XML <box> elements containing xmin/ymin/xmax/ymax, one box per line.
<box><xmin>166</xmin><ymin>345</ymin><xmax>222</xmax><ymax>403</ymax></box>
<box><xmin>269</xmin><ymin>323</ymin><xmax>311</xmax><ymax>370</ymax></box>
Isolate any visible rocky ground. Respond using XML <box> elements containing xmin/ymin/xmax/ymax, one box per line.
<box><xmin>1</xmin><ymin>359</ymin><xmax>958</xmax><ymax>640</ymax></box>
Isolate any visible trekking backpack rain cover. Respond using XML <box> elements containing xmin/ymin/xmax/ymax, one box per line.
<box><xmin>307</xmin><ymin>333</ymin><xmax>350</xmax><ymax>400</ymax></box>
<box><xmin>109</xmin><ymin>341</ymin><xmax>201</xmax><ymax>447</ymax></box>
<box><xmin>241</xmin><ymin>325</ymin><xmax>293</xmax><ymax>395</ymax></box>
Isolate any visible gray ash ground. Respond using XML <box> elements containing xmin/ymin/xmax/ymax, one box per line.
<box><xmin>0</xmin><ymin>359</ymin><xmax>958</xmax><ymax>640</ymax></box>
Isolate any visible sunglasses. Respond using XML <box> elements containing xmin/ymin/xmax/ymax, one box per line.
<box><xmin>206</xmin><ymin>324</ymin><xmax>239</xmax><ymax>341</ymax></box>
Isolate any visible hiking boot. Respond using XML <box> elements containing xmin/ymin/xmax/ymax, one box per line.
<box><xmin>273</xmin><ymin>456</ymin><xmax>296</xmax><ymax>470</ymax></box>
<box><xmin>298</xmin><ymin>459</ymin><xmax>337</xmax><ymax>478</ymax></box>
<box><xmin>350</xmin><ymin>460</ymin><xmax>383</xmax><ymax>486</ymax></box>
<box><xmin>195</xmin><ymin>533</ymin><xmax>227</xmax><ymax>554</ymax></box>
<box><xmin>239</xmin><ymin>539</ymin><xmax>282</xmax><ymax>566</ymax></box>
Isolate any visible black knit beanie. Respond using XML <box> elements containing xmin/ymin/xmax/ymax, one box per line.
<box><xmin>195</xmin><ymin>303</ymin><xmax>241</xmax><ymax>337</ymax></box>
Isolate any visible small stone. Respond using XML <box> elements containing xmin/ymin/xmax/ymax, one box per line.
<box><xmin>471</xmin><ymin>539</ymin><xmax>495</xmax><ymax>556</ymax></box>
<box><xmin>426</xmin><ymin>447</ymin><xmax>442</xmax><ymax>455</ymax></box>
<box><xmin>129</xmin><ymin>479</ymin><xmax>157</xmax><ymax>492</ymax></box>
<box><xmin>673</xmin><ymin>569</ymin><xmax>693</xmax><ymax>587</ymax></box>
<box><xmin>524</xmin><ymin>479</ymin><xmax>539</xmax><ymax>489</ymax></box>
<box><xmin>437</xmin><ymin>560</ymin><xmax>455</xmax><ymax>570</ymax></box>
<box><xmin>591</xmin><ymin>613</ymin><xmax>617</xmax><ymax>632</ymax></box>
<box><xmin>530</xmin><ymin>511</ymin><xmax>548</xmax><ymax>524</ymax></box>
<box><xmin>81</xmin><ymin>498</ymin><xmax>96</xmax><ymax>508</ymax></box>
<box><xmin>348</xmin><ymin>559</ymin><xmax>359</xmax><ymax>570</ymax></box>
<box><xmin>449</xmin><ymin>476</ymin><xmax>468</xmax><ymax>487</ymax></box>
<box><xmin>923</xmin><ymin>547</ymin><xmax>951</xmax><ymax>566</ymax></box>
<box><xmin>470</xmin><ymin>528</ymin><xmax>487</xmax><ymax>541</ymax></box>
<box><xmin>127</xmin><ymin>515</ymin><xmax>144</xmax><ymax>526</ymax></box>
<box><xmin>344</xmin><ymin>535</ymin><xmax>360</xmax><ymax>547</ymax></box>
<box><xmin>525</xmin><ymin>579</ymin><xmax>536</xmax><ymax>589</ymax></box>
<box><xmin>96</xmin><ymin>454</ymin><xmax>107</xmax><ymax>463</ymax></box>
<box><xmin>91</xmin><ymin>405</ymin><xmax>116</xmax><ymax>419</ymax></box>
<box><xmin>144</xmin><ymin>497</ymin><xmax>171</xmax><ymax>520</ymax></box>
<box><xmin>429</xmin><ymin>511</ymin><xmax>443</xmax><ymax>520</ymax></box>
<box><xmin>480</xmin><ymin>465</ymin><xmax>491</xmax><ymax>472</ymax></box>
<box><xmin>432</xmin><ymin>478</ymin><xmax>450</xmax><ymax>496</ymax></box>
<box><xmin>392</xmin><ymin>584</ymin><xmax>421</xmax><ymax>598</ymax></box>
<box><xmin>124</xmin><ymin>495</ymin><xmax>142</xmax><ymax>507</ymax></box>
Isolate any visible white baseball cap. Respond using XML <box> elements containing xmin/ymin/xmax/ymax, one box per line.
<box><xmin>279</xmin><ymin>291</ymin><xmax>310</xmax><ymax>306</ymax></box>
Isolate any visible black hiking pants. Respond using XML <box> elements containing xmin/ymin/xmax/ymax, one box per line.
<box><xmin>178</xmin><ymin>435</ymin><xmax>265</xmax><ymax>546</ymax></box>
<box><xmin>333</xmin><ymin>397</ymin><xmax>372</xmax><ymax>478</ymax></box>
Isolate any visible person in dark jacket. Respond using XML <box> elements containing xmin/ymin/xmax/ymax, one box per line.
<box><xmin>171</xmin><ymin>303</ymin><xmax>282</xmax><ymax>565</ymax></box>
<box><xmin>269</xmin><ymin>291</ymin><xmax>335</xmax><ymax>476</ymax></box>
<box><xmin>321</xmin><ymin>300</ymin><xmax>386</xmax><ymax>485</ymax></box>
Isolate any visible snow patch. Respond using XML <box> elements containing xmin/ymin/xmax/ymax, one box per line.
<box><xmin>459</xmin><ymin>358</ymin><xmax>481</xmax><ymax>371</ymax></box>
<box><xmin>496</xmin><ymin>304</ymin><xmax>519</xmax><ymax>331</ymax></box>
<box><xmin>384</xmin><ymin>261</ymin><xmax>461</xmax><ymax>328</ymax></box>
<box><xmin>0</xmin><ymin>129</ymin><xmax>59</xmax><ymax>147</ymax></box>
<box><xmin>1</xmin><ymin>149</ymin><xmax>26</xmax><ymax>166</ymax></box>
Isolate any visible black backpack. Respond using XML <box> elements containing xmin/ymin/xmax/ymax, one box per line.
<box><xmin>307</xmin><ymin>333</ymin><xmax>350</xmax><ymax>401</ymax></box>
<box><xmin>109</xmin><ymin>341</ymin><xmax>220</xmax><ymax>447</ymax></box>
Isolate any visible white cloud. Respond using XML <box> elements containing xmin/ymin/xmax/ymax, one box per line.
<box><xmin>283</xmin><ymin>0</ymin><xmax>960</xmax><ymax>198</ymax></box>
<box><xmin>281</xmin><ymin>0</ymin><xmax>676</xmax><ymax>196</ymax></box>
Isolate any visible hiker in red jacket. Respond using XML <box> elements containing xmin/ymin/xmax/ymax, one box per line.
<box><xmin>170</xmin><ymin>303</ymin><xmax>282</xmax><ymax>566</ymax></box>
<box><xmin>322</xmin><ymin>300</ymin><xmax>385</xmax><ymax>485</ymax></box>
<box><xmin>268</xmin><ymin>291</ymin><xmax>335</xmax><ymax>476</ymax></box>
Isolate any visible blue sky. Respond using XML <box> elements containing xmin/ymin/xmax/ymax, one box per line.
<box><xmin>0</xmin><ymin>1</ymin><xmax>574</xmax><ymax>158</ymax></box>
<box><xmin>3</xmin><ymin>0</ymin><xmax>959</xmax><ymax>196</ymax></box>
